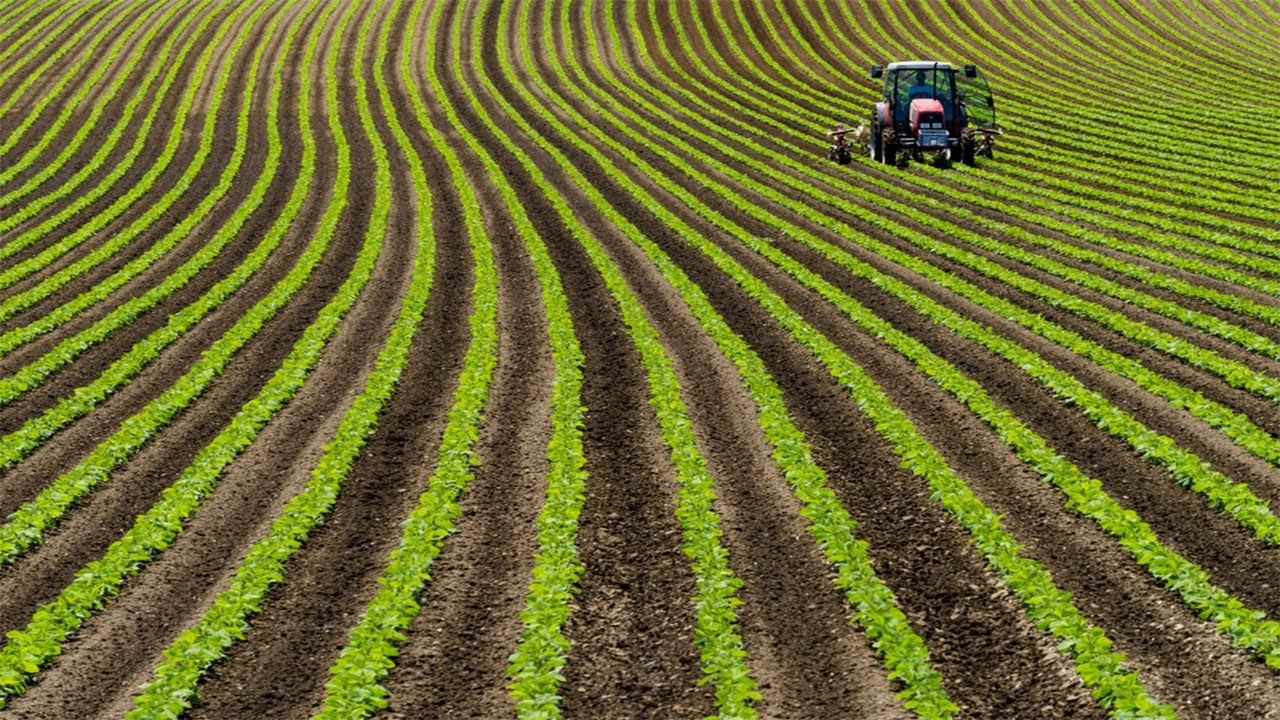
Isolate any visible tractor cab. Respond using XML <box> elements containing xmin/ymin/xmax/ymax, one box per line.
<box><xmin>867</xmin><ymin>61</ymin><xmax>998</xmax><ymax>166</ymax></box>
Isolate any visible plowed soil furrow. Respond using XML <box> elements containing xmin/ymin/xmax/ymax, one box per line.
<box><xmin>513</xmin><ymin>8</ymin><xmax>1097</xmax><ymax>717</ymax></box>
<box><xmin>634</xmin><ymin>8</ymin><xmax>1280</xmax><ymax>395</ymax></box>
<box><xmin>0</xmin><ymin>0</ymin><xmax>193</xmax><ymax>188</ymax></box>
<box><xmin>548</xmin><ymin>12</ymin><xmax>916</xmax><ymax>716</ymax></box>
<box><xmin>1</xmin><ymin>13</ymin><xmax>456</xmax><ymax>708</ymax></box>
<box><xmin>613</xmin><ymin>13</ymin><xmax>1280</xmax><ymax>449</ymax></box>
<box><xmin>0</xmin><ymin>1</ymin><xmax>316</xmax><ymax>511</ymax></box>
<box><xmin>0</xmin><ymin>0</ymin><xmax>317</xmax><ymax>435</ymax></box>
<box><xmin>0</xmin><ymin>0</ymin><xmax>133</xmax><ymax>123</ymax></box>
<box><xmin>469</xmin><ymin>3</ymin><xmax>712</xmax><ymax>717</ymax></box>
<box><xmin>5</xmin><ymin>0</ymin><xmax>1280</xmax><ymax>716</ymax></box>
<box><xmin>0</xmin><ymin>0</ymin><xmax>253</xmax><ymax>265</ymax></box>
<box><xmin>592</xmin><ymin>13</ymin><xmax>914</xmax><ymax>717</ymax></box>
<box><xmin>624</xmin><ymin>0</ymin><xmax>1280</xmax><ymax>617</ymax></box>
<box><xmin>616</xmin><ymin>0</ymin><xmax>1280</xmax><ymax>552</ymax></box>
<box><xmin>364</xmin><ymin>3</ymin><xmax>552</xmax><ymax>716</ymax></box>
<box><xmin>631</xmin><ymin>4</ymin><xmax>1280</xmax><ymax>713</ymax></box>
<box><xmin>0</xmin><ymin>0</ymin><xmax>214</xmax><ymax>208</ymax></box>
<box><xmin>756</xmin><ymin>231</ymin><xmax>1280</xmax><ymax>717</ymax></box>
<box><xmin>165</xmin><ymin>6</ymin><xmax>474</xmax><ymax>718</ymax></box>
<box><xmin>0</xmin><ymin>1</ymin><xmax>374</xmax><ymax>627</ymax></box>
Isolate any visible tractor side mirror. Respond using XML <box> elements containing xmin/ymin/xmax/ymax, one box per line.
<box><xmin>987</xmin><ymin>97</ymin><xmax>994</xmax><ymax>107</ymax></box>
<box><xmin>870</xmin><ymin>64</ymin><xmax>883</xmax><ymax>79</ymax></box>
<box><xmin>964</xmin><ymin>64</ymin><xmax>978</xmax><ymax>78</ymax></box>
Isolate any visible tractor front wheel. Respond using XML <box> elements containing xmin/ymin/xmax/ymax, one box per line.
<box><xmin>881</xmin><ymin>128</ymin><xmax>897</xmax><ymax>166</ymax></box>
<box><xmin>961</xmin><ymin>129</ymin><xmax>977</xmax><ymax>166</ymax></box>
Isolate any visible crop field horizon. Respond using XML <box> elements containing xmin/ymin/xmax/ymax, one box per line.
<box><xmin>1</xmin><ymin>0</ymin><xmax>1279</xmax><ymax>717</ymax></box>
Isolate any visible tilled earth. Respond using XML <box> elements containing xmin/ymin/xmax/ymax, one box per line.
<box><xmin>1</xmin><ymin>0</ymin><xmax>1278</xmax><ymax>718</ymax></box>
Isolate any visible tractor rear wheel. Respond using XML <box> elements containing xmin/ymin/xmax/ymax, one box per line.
<box><xmin>961</xmin><ymin>129</ymin><xmax>976</xmax><ymax>166</ymax></box>
<box><xmin>881</xmin><ymin>128</ymin><xmax>897</xmax><ymax>166</ymax></box>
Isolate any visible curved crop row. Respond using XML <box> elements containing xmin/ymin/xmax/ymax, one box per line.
<box><xmin>0</xmin><ymin>0</ymin><xmax>218</xmax><ymax>240</ymax></box>
<box><xmin>0</xmin><ymin>0</ymin><xmax>292</xmax><ymax>475</ymax></box>
<box><xmin>0</xmin><ymin>0</ymin><xmax>183</xmax><ymax>190</ymax></box>
<box><xmin>626</xmin><ymin>0</ymin><xmax>1280</xmax><ymax>531</ymax></box>
<box><xmin>523</xmin><ymin>0</ymin><xmax>1180</xmax><ymax>715</ymax></box>
<box><xmin>0</xmin><ymin>0</ymin><xmax>260</xmax><ymax>322</ymax></box>
<box><xmin>648</xmin><ymin>0</ymin><xmax>1280</xmax><ymax>417</ymax></box>
<box><xmin>392</xmin><ymin>4</ymin><xmax>761</xmax><ymax>716</ymax></box>
<box><xmin>0</xmin><ymin>0</ymin><xmax>220</xmax><ymax>228</ymax></box>
<box><xmin>0</xmin><ymin>0</ymin><xmax>337</xmax><ymax>704</ymax></box>
<box><xmin>0</xmin><ymin>0</ymin><xmax>333</xmax><ymax>568</ymax></box>
<box><xmin>127</xmin><ymin>1</ymin><xmax>453</xmax><ymax>714</ymax></box>
<box><xmin>0</xmin><ymin>0</ymin><xmax>307</xmax><ymax>411</ymax></box>
<box><xmin>498</xmin><ymin>3</ymin><xmax>964</xmax><ymax>712</ymax></box>
<box><xmin>0</xmin><ymin>0</ymin><xmax>129</xmax><ymax>135</ymax></box>
<box><xmin>621</xmin><ymin>0</ymin><xmax>1280</xmax><ymax>531</ymax></box>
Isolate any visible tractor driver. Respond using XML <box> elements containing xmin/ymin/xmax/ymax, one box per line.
<box><xmin>907</xmin><ymin>69</ymin><xmax>934</xmax><ymax>100</ymax></box>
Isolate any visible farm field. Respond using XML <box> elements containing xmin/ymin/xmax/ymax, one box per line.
<box><xmin>1</xmin><ymin>0</ymin><xmax>1279</xmax><ymax>717</ymax></box>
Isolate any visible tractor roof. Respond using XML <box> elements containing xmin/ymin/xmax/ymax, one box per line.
<box><xmin>886</xmin><ymin>61</ymin><xmax>954</xmax><ymax>72</ymax></box>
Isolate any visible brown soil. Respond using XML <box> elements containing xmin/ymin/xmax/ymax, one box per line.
<box><xmin>3</xmin><ymin>1</ymin><xmax>1280</xmax><ymax>718</ymax></box>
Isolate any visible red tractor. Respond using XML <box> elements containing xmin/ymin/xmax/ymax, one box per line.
<box><xmin>864</xmin><ymin>61</ymin><xmax>999</xmax><ymax>167</ymax></box>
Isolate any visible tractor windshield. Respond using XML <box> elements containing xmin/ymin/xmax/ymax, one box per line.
<box><xmin>958</xmin><ymin>68</ymin><xmax>996</xmax><ymax>127</ymax></box>
<box><xmin>891</xmin><ymin>66</ymin><xmax>954</xmax><ymax>124</ymax></box>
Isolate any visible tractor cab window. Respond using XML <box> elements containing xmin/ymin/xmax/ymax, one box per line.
<box><xmin>958</xmin><ymin>67</ymin><xmax>996</xmax><ymax>127</ymax></box>
<box><xmin>891</xmin><ymin>67</ymin><xmax>954</xmax><ymax>124</ymax></box>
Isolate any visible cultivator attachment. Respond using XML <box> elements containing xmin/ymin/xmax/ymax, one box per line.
<box><xmin>826</xmin><ymin>123</ymin><xmax>869</xmax><ymax>165</ymax></box>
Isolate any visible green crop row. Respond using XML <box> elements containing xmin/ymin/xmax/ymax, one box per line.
<box><xmin>922</xmin><ymin>2</ymin><xmax>1274</xmax><ymax>179</ymax></box>
<box><xmin>0</xmin><ymin>0</ymin><xmax>253</xmax><ymax>323</ymax></box>
<box><xmin>643</xmin><ymin>0</ymin><xmax>1280</xmax><ymax>472</ymax></box>
<box><xmin>129</xmin><ymin>3</ymin><xmax>450</xmax><ymax>714</ymax></box>
<box><xmin>541</xmin><ymin>0</ymin><xmax>1170</xmax><ymax>712</ymax></box>
<box><xmin>841</xmin><ymin>0</ymin><xmax>1276</xmax><ymax>192</ymax></box>
<box><xmin>0</xmin><ymin>0</ymin><xmax>336</xmax><ymax>571</ymax></box>
<box><xmin>0</xmin><ymin>0</ymin><xmax>298</xmax><ymax>412</ymax></box>
<box><xmin>315</xmin><ymin>4</ymin><xmax>503</xmax><ymax>715</ymax></box>
<box><xmin>0</xmin><ymin>0</ymin><xmax>182</xmax><ymax>191</ymax></box>
<box><xmin>0</xmin><ymin>0</ymin><xmax>221</xmax><ymax>227</ymax></box>
<box><xmin>593</xmin><ymin>14</ymin><xmax>1280</xmax><ymax>656</ymax></box>
<box><xmin>544</xmin><ymin>3</ymin><xmax>1178</xmax><ymax>714</ymax></box>
<box><xmin>748</xmin><ymin>223</ymin><xmax>1280</xmax><ymax>671</ymax></box>
<box><xmin>637</xmin><ymin>0</ymin><xmax>1280</xmax><ymax>540</ymax></box>
<box><xmin>0</xmin><ymin>0</ymin><xmax>127</xmax><ymax>144</ymax></box>
<box><xmin>0</xmin><ymin>0</ymin><xmax>333</xmax><ymax>705</ymax></box>
<box><xmin>894</xmin><ymin>165</ymin><xmax>1280</xmax><ymax>308</ymax></box>
<box><xmin>659</xmin><ymin>0</ymin><xmax>1280</xmax><ymax>414</ymax></box>
<box><xmin>824</xmin><ymin>0</ymin><xmax>1276</xmax><ymax>196</ymax></box>
<box><xmin>0</xmin><ymin>0</ymin><xmax>286</xmax><ymax>476</ymax></box>
<box><xmin>0</xmin><ymin>0</ymin><xmax>218</xmax><ymax>240</ymax></box>
<box><xmin>901</xmin><ymin>158</ymin><xmax>1280</xmax><ymax>298</ymax></box>
<box><xmin>864</xmin><ymin>168</ymin><xmax>1280</xmax><ymax>354</ymax></box>
<box><xmin>0</xmin><ymin>0</ymin><xmax>64</xmax><ymax>50</ymax></box>
<box><xmin>0</xmin><ymin>0</ymin><xmax>113</xmax><ymax>80</ymax></box>
<box><xmin>485</xmin><ymin>2</ymin><xmax>952</xmax><ymax>715</ymax></box>
<box><xmin>906</xmin><ymin>0</ymin><xmax>1273</xmax><ymax>164</ymax></box>
<box><xmin>988</xmin><ymin>135</ymin><xmax>1277</xmax><ymax>222</ymax></box>
<box><xmin>474</xmin><ymin>3</ymin><xmax>764</xmax><ymax>716</ymax></box>
<box><xmin>363</xmin><ymin>0</ymin><xmax>592</xmax><ymax>713</ymax></box>
<box><xmin>954</xmin><ymin>165</ymin><xmax>1280</xmax><ymax>269</ymax></box>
